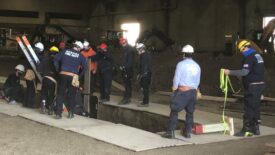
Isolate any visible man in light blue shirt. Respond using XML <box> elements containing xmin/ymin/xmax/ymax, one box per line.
<box><xmin>162</xmin><ymin>44</ymin><xmax>201</xmax><ymax>139</ymax></box>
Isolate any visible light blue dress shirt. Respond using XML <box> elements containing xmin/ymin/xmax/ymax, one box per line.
<box><xmin>173</xmin><ymin>58</ymin><xmax>201</xmax><ymax>89</ymax></box>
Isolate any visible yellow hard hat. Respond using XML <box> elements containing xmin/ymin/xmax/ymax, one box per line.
<box><xmin>49</xmin><ymin>46</ymin><xmax>59</xmax><ymax>53</ymax></box>
<box><xmin>238</xmin><ymin>40</ymin><xmax>251</xmax><ymax>52</ymax></box>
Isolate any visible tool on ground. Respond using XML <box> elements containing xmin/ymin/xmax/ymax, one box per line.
<box><xmin>192</xmin><ymin>69</ymin><xmax>235</xmax><ymax>136</ymax></box>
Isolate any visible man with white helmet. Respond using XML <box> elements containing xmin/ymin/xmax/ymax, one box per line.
<box><xmin>54</xmin><ymin>40</ymin><xmax>88</xmax><ymax>119</ymax></box>
<box><xmin>136</xmin><ymin>43</ymin><xmax>152</xmax><ymax>107</ymax></box>
<box><xmin>162</xmin><ymin>44</ymin><xmax>201</xmax><ymax>139</ymax></box>
<box><xmin>81</xmin><ymin>40</ymin><xmax>97</xmax><ymax>94</ymax></box>
<box><xmin>34</xmin><ymin>42</ymin><xmax>44</xmax><ymax>60</ymax></box>
<box><xmin>3</xmin><ymin>64</ymin><xmax>25</xmax><ymax>104</ymax></box>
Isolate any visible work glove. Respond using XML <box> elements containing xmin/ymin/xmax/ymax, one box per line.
<box><xmin>72</xmin><ymin>75</ymin><xmax>80</xmax><ymax>87</ymax></box>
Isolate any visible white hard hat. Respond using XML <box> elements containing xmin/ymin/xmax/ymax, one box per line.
<box><xmin>74</xmin><ymin>41</ymin><xmax>84</xmax><ymax>49</ymax></box>
<box><xmin>136</xmin><ymin>43</ymin><xmax>145</xmax><ymax>49</ymax></box>
<box><xmin>181</xmin><ymin>44</ymin><xmax>194</xmax><ymax>53</ymax></box>
<box><xmin>15</xmin><ymin>64</ymin><xmax>25</xmax><ymax>72</ymax></box>
<box><xmin>83</xmin><ymin>40</ymin><xmax>90</xmax><ymax>49</ymax></box>
<box><xmin>34</xmin><ymin>42</ymin><xmax>44</xmax><ymax>52</ymax></box>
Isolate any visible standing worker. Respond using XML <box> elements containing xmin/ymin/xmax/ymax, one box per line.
<box><xmin>136</xmin><ymin>43</ymin><xmax>152</xmax><ymax>107</ymax></box>
<box><xmin>118</xmin><ymin>38</ymin><xmax>135</xmax><ymax>105</ymax></box>
<box><xmin>54</xmin><ymin>41</ymin><xmax>88</xmax><ymax>119</ymax></box>
<box><xmin>37</xmin><ymin>46</ymin><xmax>59</xmax><ymax>114</ymax></box>
<box><xmin>90</xmin><ymin>43</ymin><xmax>113</xmax><ymax>102</ymax></box>
<box><xmin>162</xmin><ymin>45</ymin><xmax>201</xmax><ymax>139</ymax></box>
<box><xmin>81</xmin><ymin>40</ymin><xmax>97</xmax><ymax>94</ymax></box>
<box><xmin>224</xmin><ymin>40</ymin><xmax>265</xmax><ymax>137</ymax></box>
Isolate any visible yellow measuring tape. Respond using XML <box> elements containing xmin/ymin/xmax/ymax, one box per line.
<box><xmin>220</xmin><ymin>69</ymin><xmax>238</xmax><ymax>134</ymax></box>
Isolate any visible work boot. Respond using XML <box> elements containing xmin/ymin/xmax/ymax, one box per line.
<box><xmin>235</xmin><ymin>120</ymin><xmax>253</xmax><ymax>137</ymax></box>
<box><xmin>137</xmin><ymin>102</ymin><xmax>149</xmax><ymax>107</ymax></box>
<box><xmin>252</xmin><ymin>121</ymin><xmax>261</xmax><ymax>135</ymax></box>
<box><xmin>161</xmin><ymin>130</ymin><xmax>175</xmax><ymax>139</ymax></box>
<box><xmin>68</xmin><ymin>112</ymin><xmax>74</xmax><ymax>119</ymax></box>
<box><xmin>118</xmin><ymin>99</ymin><xmax>130</xmax><ymax>105</ymax></box>
<box><xmin>55</xmin><ymin>114</ymin><xmax>62</xmax><ymax>119</ymax></box>
<box><xmin>181</xmin><ymin>130</ymin><xmax>191</xmax><ymax>138</ymax></box>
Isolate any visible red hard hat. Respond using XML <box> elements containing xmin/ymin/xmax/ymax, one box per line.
<box><xmin>100</xmin><ymin>43</ymin><xmax>107</xmax><ymax>49</ymax></box>
<box><xmin>119</xmin><ymin>38</ymin><xmax>127</xmax><ymax>45</ymax></box>
<box><xmin>59</xmin><ymin>41</ymin><xmax>65</xmax><ymax>49</ymax></box>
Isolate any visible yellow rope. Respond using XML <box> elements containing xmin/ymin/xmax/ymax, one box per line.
<box><xmin>220</xmin><ymin>69</ymin><xmax>240</xmax><ymax>134</ymax></box>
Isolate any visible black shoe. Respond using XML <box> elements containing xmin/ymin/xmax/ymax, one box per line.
<box><xmin>137</xmin><ymin>103</ymin><xmax>149</xmax><ymax>107</ymax></box>
<box><xmin>234</xmin><ymin>130</ymin><xmax>253</xmax><ymax>137</ymax></box>
<box><xmin>68</xmin><ymin>112</ymin><xmax>74</xmax><ymax>119</ymax></box>
<box><xmin>252</xmin><ymin>124</ymin><xmax>260</xmax><ymax>135</ymax></box>
<box><xmin>55</xmin><ymin>114</ymin><xmax>62</xmax><ymax>119</ymax></box>
<box><xmin>161</xmin><ymin>131</ymin><xmax>175</xmax><ymax>139</ymax></box>
<box><xmin>183</xmin><ymin>132</ymin><xmax>191</xmax><ymax>138</ymax></box>
<box><xmin>118</xmin><ymin>99</ymin><xmax>130</xmax><ymax>105</ymax></box>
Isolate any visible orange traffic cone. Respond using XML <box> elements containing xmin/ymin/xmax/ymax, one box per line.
<box><xmin>63</xmin><ymin>104</ymin><xmax>68</xmax><ymax>112</ymax></box>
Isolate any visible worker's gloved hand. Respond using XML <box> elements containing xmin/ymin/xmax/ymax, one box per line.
<box><xmin>72</xmin><ymin>74</ymin><xmax>79</xmax><ymax>87</ymax></box>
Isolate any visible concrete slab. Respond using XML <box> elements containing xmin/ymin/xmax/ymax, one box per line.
<box><xmin>19</xmin><ymin>112</ymin><xmax>112</xmax><ymax>130</ymax></box>
<box><xmin>71</xmin><ymin>124</ymin><xmax>191</xmax><ymax>152</ymax></box>
<box><xmin>0</xmin><ymin>99</ymin><xmax>191</xmax><ymax>151</ymax></box>
<box><xmin>167</xmin><ymin>126</ymin><xmax>275</xmax><ymax>144</ymax></box>
<box><xmin>0</xmin><ymin>100</ymin><xmax>37</xmax><ymax>116</ymax></box>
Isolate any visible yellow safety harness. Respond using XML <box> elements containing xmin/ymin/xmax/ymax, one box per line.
<box><xmin>220</xmin><ymin>69</ymin><xmax>238</xmax><ymax>134</ymax></box>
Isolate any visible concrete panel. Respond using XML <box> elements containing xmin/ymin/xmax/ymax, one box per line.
<box><xmin>71</xmin><ymin>124</ymin><xmax>191</xmax><ymax>152</ymax></box>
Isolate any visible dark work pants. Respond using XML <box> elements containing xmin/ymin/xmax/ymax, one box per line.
<box><xmin>90</xmin><ymin>72</ymin><xmax>97</xmax><ymax>94</ymax></box>
<box><xmin>140</xmin><ymin>75</ymin><xmax>151</xmax><ymax>104</ymax></box>
<box><xmin>123</xmin><ymin>75</ymin><xmax>132</xmax><ymax>100</ymax></box>
<box><xmin>41</xmin><ymin>78</ymin><xmax>56</xmax><ymax>109</ymax></box>
<box><xmin>167</xmin><ymin>89</ymin><xmax>197</xmax><ymax>133</ymax></box>
<box><xmin>24</xmin><ymin>80</ymin><xmax>36</xmax><ymax>108</ymax></box>
<box><xmin>99</xmin><ymin>70</ymin><xmax>112</xmax><ymax>100</ymax></box>
<box><xmin>56</xmin><ymin>75</ymin><xmax>77</xmax><ymax>115</ymax></box>
<box><xmin>243</xmin><ymin>84</ymin><xmax>265</xmax><ymax>124</ymax></box>
<box><xmin>4</xmin><ymin>86</ymin><xmax>23</xmax><ymax>101</ymax></box>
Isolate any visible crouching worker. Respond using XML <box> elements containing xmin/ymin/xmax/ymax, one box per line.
<box><xmin>37</xmin><ymin>46</ymin><xmax>59</xmax><ymax>114</ymax></box>
<box><xmin>3</xmin><ymin>64</ymin><xmax>25</xmax><ymax>104</ymax></box>
<box><xmin>162</xmin><ymin>45</ymin><xmax>201</xmax><ymax>139</ymax></box>
<box><xmin>54</xmin><ymin>41</ymin><xmax>88</xmax><ymax>119</ymax></box>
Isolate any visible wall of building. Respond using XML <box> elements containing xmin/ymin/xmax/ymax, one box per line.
<box><xmin>89</xmin><ymin>0</ymin><xmax>275</xmax><ymax>52</ymax></box>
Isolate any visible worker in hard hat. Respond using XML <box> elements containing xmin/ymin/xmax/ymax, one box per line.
<box><xmin>162</xmin><ymin>45</ymin><xmax>201</xmax><ymax>139</ymax></box>
<box><xmin>34</xmin><ymin>42</ymin><xmax>45</xmax><ymax>61</ymax></box>
<box><xmin>54</xmin><ymin>41</ymin><xmax>88</xmax><ymax>119</ymax></box>
<box><xmin>224</xmin><ymin>40</ymin><xmax>265</xmax><ymax>137</ymax></box>
<box><xmin>37</xmin><ymin>46</ymin><xmax>59</xmax><ymax>114</ymax></box>
<box><xmin>81</xmin><ymin>40</ymin><xmax>97</xmax><ymax>94</ymax></box>
<box><xmin>118</xmin><ymin>38</ymin><xmax>135</xmax><ymax>105</ymax></box>
<box><xmin>89</xmin><ymin>43</ymin><xmax>113</xmax><ymax>102</ymax></box>
<box><xmin>2</xmin><ymin>64</ymin><xmax>25</xmax><ymax>104</ymax></box>
<box><xmin>136</xmin><ymin>43</ymin><xmax>152</xmax><ymax>107</ymax></box>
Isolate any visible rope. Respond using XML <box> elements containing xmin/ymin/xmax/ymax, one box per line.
<box><xmin>220</xmin><ymin>69</ymin><xmax>238</xmax><ymax>134</ymax></box>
